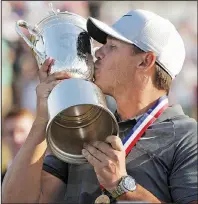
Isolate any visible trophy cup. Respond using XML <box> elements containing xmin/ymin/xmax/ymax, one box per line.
<box><xmin>15</xmin><ymin>4</ymin><xmax>119</xmax><ymax>164</ymax></box>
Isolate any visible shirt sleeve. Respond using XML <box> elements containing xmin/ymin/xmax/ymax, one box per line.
<box><xmin>43</xmin><ymin>154</ymin><xmax>68</xmax><ymax>184</ymax></box>
<box><xmin>169</xmin><ymin>119</ymin><xmax>198</xmax><ymax>204</ymax></box>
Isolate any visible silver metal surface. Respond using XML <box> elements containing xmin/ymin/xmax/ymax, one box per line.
<box><xmin>47</xmin><ymin>79</ymin><xmax>119</xmax><ymax>164</ymax></box>
<box><xmin>16</xmin><ymin>10</ymin><xmax>94</xmax><ymax>80</ymax></box>
<box><xmin>15</xmin><ymin>20</ymin><xmax>46</xmax><ymax>64</ymax></box>
<box><xmin>106</xmin><ymin>95</ymin><xmax>117</xmax><ymax>114</ymax></box>
<box><xmin>16</xmin><ymin>5</ymin><xmax>119</xmax><ymax>164</ymax></box>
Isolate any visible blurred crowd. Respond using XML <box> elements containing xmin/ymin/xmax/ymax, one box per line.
<box><xmin>2</xmin><ymin>1</ymin><xmax>197</xmax><ymax>179</ymax></box>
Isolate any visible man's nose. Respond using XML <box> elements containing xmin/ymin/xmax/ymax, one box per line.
<box><xmin>95</xmin><ymin>46</ymin><xmax>104</xmax><ymax>60</ymax></box>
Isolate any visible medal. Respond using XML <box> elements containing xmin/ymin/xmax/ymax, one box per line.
<box><xmin>95</xmin><ymin>194</ymin><xmax>110</xmax><ymax>204</ymax></box>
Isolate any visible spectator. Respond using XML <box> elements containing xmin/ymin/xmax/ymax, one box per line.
<box><xmin>13</xmin><ymin>54</ymin><xmax>39</xmax><ymax>113</ymax></box>
<box><xmin>2</xmin><ymin>107</ymin><xmax>35</xmax><ymax>182</ymax></box>
<box><xmin>2</xmin><ymin>39</ymin><xmax>15</xmax><ymax>117</ymax></box>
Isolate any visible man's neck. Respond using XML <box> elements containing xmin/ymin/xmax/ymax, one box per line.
<box><xmin>114</xmin><ymin>89</ymin><xmax>167</xmax><ymax>121</ymax></box>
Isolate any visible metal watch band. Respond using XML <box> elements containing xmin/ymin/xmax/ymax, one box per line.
<box><xmin>111</xmin><ymin>185</ymin><xmax>125</xmax><ymax>199</ymax></box>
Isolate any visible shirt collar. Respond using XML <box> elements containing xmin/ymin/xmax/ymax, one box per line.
<box><xmin>114</xmin><ymin>110</ymin><xmax>142</xmax><ymax>123</ymax></box>
<box><xmin>114</xmin><ymin>104</ymin><xmax>185</xmax><ymax>124</ymax></box>
<box><xmin>154</xmin><ymin>104</ymin><xmax>185</xmax><ymax>123</ymax></box>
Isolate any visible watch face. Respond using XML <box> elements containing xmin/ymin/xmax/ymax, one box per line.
<box><xmin>123</xmin><ymin>176</ymin><xmax>136</xmax><ymax>191</ymax></box>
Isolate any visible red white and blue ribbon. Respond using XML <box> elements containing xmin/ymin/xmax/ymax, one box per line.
<box><xmin>122</xmin><ymin>95</ymin><xmax>169</xmax><ymax>155</ymax></box>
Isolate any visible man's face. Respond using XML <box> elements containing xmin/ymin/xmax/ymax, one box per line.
<box><xmin>94</xmin><ymin>36</ymin><xmax>140</xmax><ymax>96</ymax></box>
<box><xmin>3</xmin><ymin>116</ymin><xmax>34</xmax><ymax>158</ymax></box>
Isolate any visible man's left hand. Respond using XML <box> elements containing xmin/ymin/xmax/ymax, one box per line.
<box><xmin>82</xmin><ymin>135</ymin><xmax>127</xmax><ymax>191</ymax></box>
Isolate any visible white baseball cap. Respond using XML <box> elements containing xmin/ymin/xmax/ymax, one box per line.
<box><xmin>87</xmin><ymin>9</ymin><xmax>185</xmax><ymax>79</ymax></box>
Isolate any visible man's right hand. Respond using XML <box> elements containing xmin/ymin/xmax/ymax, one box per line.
<box><xmin>36</xmin><ymin>57</ymin><xmax>71</xmax><ymax>122</ymax></box>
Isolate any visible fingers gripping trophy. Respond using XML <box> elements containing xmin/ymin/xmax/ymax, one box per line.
<box><xmin>15</xmin><ymin>3</ymin><xmax>119</xmax><ymax>164</ymax></box>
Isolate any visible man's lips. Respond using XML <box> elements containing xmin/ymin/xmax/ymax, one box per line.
<box><xmin>94</xmin><ymin>60</ymin><xmax>100</xmax><ymax>68</ymax></box>
<box><xmin>93</xmin><ymin>64</ymin><xmax>100</xmax><ymax>80</ymax></box>
<box><xmin>94</xmin><ymin>65</ymin><xmax>100</xmax><ymax>72</ymax></box>
<box><xmin>94</xmin><ymin>66</ymin><xmax>99</xmax><ymax>70</ymax></box>
<box><xmin>94</xmin><ymin>60</ymin><xmax>101</xmax><ymax>79</ymax></box>
<box><xmin>94</xmin><ymin>64</ymin><xmax>99</xmax><ymax>73</ymax></box>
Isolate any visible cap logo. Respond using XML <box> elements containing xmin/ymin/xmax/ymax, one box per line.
<box><xmin>123</xmin><ymin>15</ymin><xmax>132</xmax><ymax>17</ymax></box>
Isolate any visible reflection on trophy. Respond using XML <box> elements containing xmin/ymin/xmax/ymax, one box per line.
<box><xmin>15</xmin><ymin>4</ymin><xmax>119</xmax><ymax>164</ymax></box>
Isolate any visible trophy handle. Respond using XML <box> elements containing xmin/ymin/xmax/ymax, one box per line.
<box><xmin>15</xmin><ymin>20</ymin><xmax>46</xmax><ymax>65</ymax></box>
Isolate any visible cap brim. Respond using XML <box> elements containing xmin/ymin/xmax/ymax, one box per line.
<box><xmin>87</xmin><ymin>17</ymin><xmax>133</xmax><ymax>45</ymax></box>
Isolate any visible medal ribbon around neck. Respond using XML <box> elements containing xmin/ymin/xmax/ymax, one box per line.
<box><xmin>123</xmin><ymin>95</ymin><xmax>169</xmax><ymax>155</ymax></box>
<box><xmin>98</xmin><ymin>95</ymin><xmax>169</xmax><ymax>197</ymax></box>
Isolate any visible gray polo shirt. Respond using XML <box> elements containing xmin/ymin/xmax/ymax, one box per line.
<box><xmin>43</xmin><ymin>104</ymin><xmax>197</xmax><ymax>203</ymax></box>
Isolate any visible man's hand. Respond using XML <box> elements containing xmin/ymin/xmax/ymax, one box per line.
<box><xmin>82</xmin><ymin>136</ymin><xmax>165</xmax><ymax>203</ymax></box>
<box><xmin>36</xmin><ymin>57</ymin><xmax>71</xmax><ymax>121</ymax></box>
<box><xmin>82</xmin><ymin>135</ymin><xmax>127</xmax><ymax>191</ymax></box>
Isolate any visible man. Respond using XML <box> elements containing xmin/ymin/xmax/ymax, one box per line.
<box><xmin>2</xmin><ymin>9</ymin><xmax>197</xmax><ymax>204</ymax></box>
<box><xmin>2</xmin><ymin>108</ymin><xmax>34</xmax><ymax>181</ymax></box>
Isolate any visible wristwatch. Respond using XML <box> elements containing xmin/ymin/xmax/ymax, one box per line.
<box><xmin>109</xmin><ymin>175</ymin><xmax>136</xmax><ymax>199</ymax></box>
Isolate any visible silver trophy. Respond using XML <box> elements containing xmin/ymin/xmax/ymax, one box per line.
<box><xmin>16</xmin><ymin>4</ymin><xmax>119</xmax><ymax>164</ymax></box>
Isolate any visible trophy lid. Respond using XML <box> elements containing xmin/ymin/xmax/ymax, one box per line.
<box><xmin>33</xmin><ymin>3</ymin><xmax>89</xmax><ymax>34</ymax></box>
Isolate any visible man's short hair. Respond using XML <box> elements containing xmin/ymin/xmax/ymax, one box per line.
<box><xmin>132</xmin><ymin>45</ymin><xmax>172</xmax><ymax>94</ymax></box>
<box><xmin>4</xmin><ymin>107</ymin><xmax>34</xmax><ymax>121</ymax></box>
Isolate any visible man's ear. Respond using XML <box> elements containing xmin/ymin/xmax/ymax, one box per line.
<box><xmin>138</xmin><ymin>51</ymin><xmax>156</xmax><ymax>70</ymax></box>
